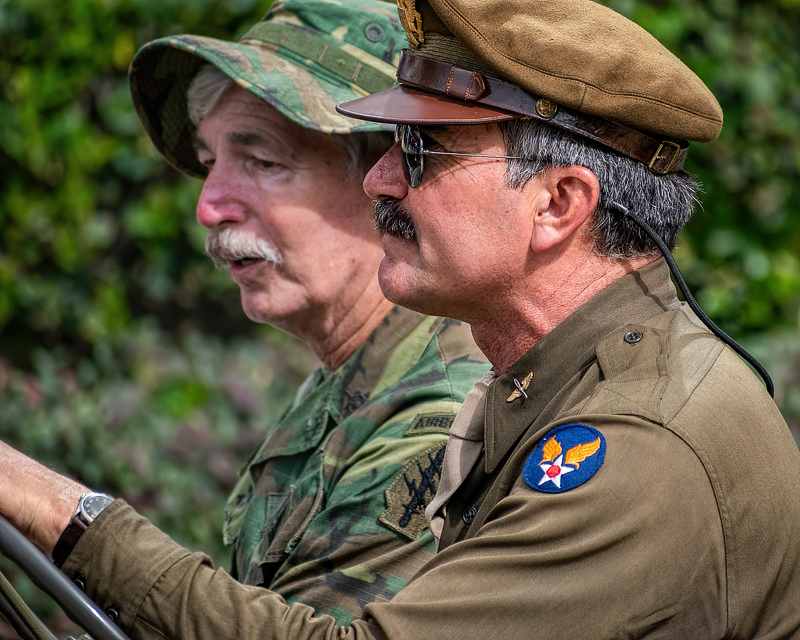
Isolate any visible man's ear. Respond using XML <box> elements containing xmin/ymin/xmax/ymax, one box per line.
<box><xmin>528</xmin><ymin>165</ymin><xmax>600</xmax><ymax>254</ymax></box>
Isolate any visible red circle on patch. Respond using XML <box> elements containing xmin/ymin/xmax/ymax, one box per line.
<box><xmin>547</xmin><ymin>465</ymin><xmax>560</xmax><ymax>478</ymax></box>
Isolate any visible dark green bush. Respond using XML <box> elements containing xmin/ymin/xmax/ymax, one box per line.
<box><xmin>0</xmin><ymin>0</ymin><xmax>316</xmax><ymax>632</ymax></box>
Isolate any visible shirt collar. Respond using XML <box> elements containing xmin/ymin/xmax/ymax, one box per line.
<box><xmin>327</xmin><ymin>305</ymin><xmax>431</xmax><ymax>423</ymax></box>
<box><xmin>255</xmin><ymin>305</ymin><xmax>430</xmax><ymax>460</ymax></box>
<box><xmin>484</xmin><ymin>258</ymin><xmax>681</xmax><ymax>472</ymax></box>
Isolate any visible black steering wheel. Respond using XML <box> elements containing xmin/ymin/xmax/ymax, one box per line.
<box><xmin>0</xmin><ymin>515</ymin><xmax>131</xmax><ymax>640</ymax></box>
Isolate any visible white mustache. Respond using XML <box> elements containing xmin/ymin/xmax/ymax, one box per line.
<box><xmin>204</xmin><ymin>228</ymin><xmax>283</xmax><ymax>269</ymax></box>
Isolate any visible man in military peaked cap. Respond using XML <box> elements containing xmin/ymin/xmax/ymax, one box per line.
<box><xmin>2</xmin><ymin>0</ymin><xmax>800</xmax><ymax>638</ymax></box>
<box><xmin>0</xmin><ymin>0</ymin><xmax>488</xmax><ymax>629</ymax></box>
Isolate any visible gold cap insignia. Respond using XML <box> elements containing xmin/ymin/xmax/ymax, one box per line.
<box><xmin>507</xmin><ymin>372</ymin><xmax>533</xmax><ymax>402</ymax></box>
<box><xmin>397</xmin><ymin>0</ymin><xmax>424</xmax><ymax>47</ymax></box>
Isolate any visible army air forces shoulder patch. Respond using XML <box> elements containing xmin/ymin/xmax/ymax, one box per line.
<box><xmin>523</xmin><ymin>424</ymin><xmax>606</xmax><ymax>493</ymax></box>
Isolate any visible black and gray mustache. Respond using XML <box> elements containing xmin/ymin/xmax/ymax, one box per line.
<box><xmin>372</xmin><ymin>199</ymin><xmax>417</xmax><ymax>241</ymax></box>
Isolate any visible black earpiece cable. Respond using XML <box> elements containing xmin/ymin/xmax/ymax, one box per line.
<box><xmin>609</xmin><ymin>202</ymin><xmax>774</xmax><ymax>398</ymax></box>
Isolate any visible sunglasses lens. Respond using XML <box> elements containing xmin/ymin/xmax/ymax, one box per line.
<box><xmin>397</xmin><ymin>125</ymin><xmax>424</xmax><ymax>188</ymax></box>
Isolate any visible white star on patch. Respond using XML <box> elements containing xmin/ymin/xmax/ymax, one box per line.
<box><xmin>538</xmin><ymin>454</ymin><xmax>575</xmax><ymax>488</ymax></box>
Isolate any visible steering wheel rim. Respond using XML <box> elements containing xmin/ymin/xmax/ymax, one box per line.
<box><xmin>0</xmin><ymin>568</ymin><xmax>57</xmax><ymax>640</ymax></box>
<box><xmin>0</xmin><ymin>515</ymin><xmax>131</xmax><ymax>640</ymax></box>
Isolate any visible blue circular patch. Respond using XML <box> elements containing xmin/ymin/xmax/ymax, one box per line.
<box><xmin>523</xmin><ymin>424</ymin><xmax>606</xmax><ymax>493</ymax></box>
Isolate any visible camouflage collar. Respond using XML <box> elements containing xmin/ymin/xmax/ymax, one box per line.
<box><xmin>251</xmin><ymin>306</ymin><xmax>434</xmax><ymax>461</ymax></box>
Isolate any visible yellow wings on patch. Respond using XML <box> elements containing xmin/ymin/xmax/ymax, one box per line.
<box><xmin>540</xmin><ymin>435</ymin><xmax>562</xmax><ymax>464</ymax></box>
<box><xmin>564</xmin><ymin>437</ymin><xmax>601</xmax><ymax>470</ymax></box>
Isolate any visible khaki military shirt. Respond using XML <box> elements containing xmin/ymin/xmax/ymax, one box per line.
<box><xmin>64</xmin><ymin>260</ymin><xmax>800</xmax><ymax>639</ymax></box>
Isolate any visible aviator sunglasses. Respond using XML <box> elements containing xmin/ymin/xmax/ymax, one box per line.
<box><xmin>395</xmin><ymin>124</ymin><xmax>532</xmax><ymax>188</ymax></box>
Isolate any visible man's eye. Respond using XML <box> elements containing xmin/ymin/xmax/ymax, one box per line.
<box><xmin>420</xmin><ymin>131</ymin><xmax>444</xmax><ymax>151</ymax></box>
<box><xmin>248</xmin><ymin>155</ymin><xmax>278</xmax><ymax>171</ymax></box>
<box><xmin>197</xmin><ymin>154</ymin><xmax>215</xmax><ymax>169</ymax></box>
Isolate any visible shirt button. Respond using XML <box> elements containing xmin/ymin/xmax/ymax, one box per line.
<box><xmin>104</xmin><ymin>605</ymin><xmax>120</xmax><ymax>624</ymax></box>
<box><xmin>624</xmin><ymin>330</ymin><xmax>643</xmax><ymax>344</ymax></box>
<box><xmin>462</xmin><ymin>505</ymin><xmax>478</xmax><ymax>525</ymax></box>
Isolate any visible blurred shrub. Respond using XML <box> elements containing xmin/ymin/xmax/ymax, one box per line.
<box><xmin>0</xmin><ymin>0</ymin><xmax>318</xmax><ymax>631</ymax></box>
<box><xmin>0</xmin><ymin>0</ymin><xmax>274</xmax><ymax>366</ymax></box>
<box><xmin>0</xmin><ymin>322</ymin><xmax>314</xmax><ymax>557</ymax></box>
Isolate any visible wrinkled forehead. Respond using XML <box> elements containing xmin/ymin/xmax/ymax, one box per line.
<box><xmin>193</xmin><ymin>85</ymin><xmax>319</xmax><ymax>156</ymax></box>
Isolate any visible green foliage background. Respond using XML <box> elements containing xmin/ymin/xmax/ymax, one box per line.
<box><xmin>0</xmin><ymin>0</ymin><xmax>798</xmax><ymax>635</ymax></box>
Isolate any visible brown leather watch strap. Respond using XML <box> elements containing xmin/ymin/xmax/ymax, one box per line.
<box><xmin>396</xmin><ymin>50</ymin><xmax>689</xmax><ymax>174</ymax></box>
<box><xmin>52</xmin><ymin>515</ymin><xmax>89</xmax><ymax>568</ymax></box>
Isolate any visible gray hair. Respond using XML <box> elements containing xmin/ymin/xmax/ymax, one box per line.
<box><xmin>186</xmin><ymin>64</ymin><xmax>392</xmax><ymax>180</ymax></box>
<box><xmin>499</xmin><ymin>119</ymin><xmax>700</xmax><ymax>259</ymax></box>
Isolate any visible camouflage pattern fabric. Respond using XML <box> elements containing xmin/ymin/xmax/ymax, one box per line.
<box><xmin>128</xmin><ymin>0</ymin><xmax>403</xmax><ymax>178</ymax></box>
<box><xmin>223</xmin><ymin>306</ymin><xmax>489</xmax><ymax>624</ymax></box>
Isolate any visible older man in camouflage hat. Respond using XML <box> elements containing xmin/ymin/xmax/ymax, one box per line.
<box><xmin>0</xmin><ymin>0</ymin><xmax>488</xmax><ymax>629</ymax></box>
<box><xmin>126</xmin><ymin>0</ymin><xmax>490</xmax><ymax>623</ymax></box>
<box><xmin>2</xmin><ymin>0</ymin><xmax>800</xmax><ymax>638</ymax></box>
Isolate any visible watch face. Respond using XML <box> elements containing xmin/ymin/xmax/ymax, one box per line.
<box><xmin>81</xmin><ymin>493</ymin><xmax>114</xmax><ymax>522</ymax></box>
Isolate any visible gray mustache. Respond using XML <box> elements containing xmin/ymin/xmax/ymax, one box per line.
<box><xmin>204</xmin><ymin>228</ymin><xmax>283</xmax><ymax>269</ymax></box>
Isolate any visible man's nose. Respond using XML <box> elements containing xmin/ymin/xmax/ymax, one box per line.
<box><xmin>195</xmin><ymin>163</ymin><xmax>247</xmax><ymax>230</ymax></box>
<box><xmin>363</xmin><ymin>142</ymin><xmax>409</xmax><ymax>202</ymax></box>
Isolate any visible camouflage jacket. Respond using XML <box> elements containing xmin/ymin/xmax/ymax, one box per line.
<box><xmin>222</xmin><ymin>306</ymin><xmax>488</xmax><ymax>623</ymax></box>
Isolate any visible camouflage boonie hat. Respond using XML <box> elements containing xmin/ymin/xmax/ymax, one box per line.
<box><xmin>129</xmin><ymin>0</ymin><xmax>402</xmax><ymax>178</ymax></box>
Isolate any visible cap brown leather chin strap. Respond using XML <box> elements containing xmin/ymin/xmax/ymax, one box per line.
<box><xmin>397</xmin><ymin>50</ymin><xmax>689</xmax><ymax>175</ymax></box>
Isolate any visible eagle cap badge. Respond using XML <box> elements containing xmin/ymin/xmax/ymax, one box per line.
<box><xmin>396</xmin><ymin>0</ymin><xmax>424</xmax><ymax>47</ymax></box>
<box><xmin>523</xmin><ymin>424</ymin><xmax>606</xmax><ymax>493</ymax></box>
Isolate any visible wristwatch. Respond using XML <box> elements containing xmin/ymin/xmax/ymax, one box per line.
<box><xmin>52</xmin><ymin>492</ymin><xmax>114</xmax><ymax>568</ymax></box>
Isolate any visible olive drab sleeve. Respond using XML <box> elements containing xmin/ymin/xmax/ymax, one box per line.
<box><xmin>62</xmin><ymin>262</ymin><xmax>800</xmax><ymax>639</ymax></box>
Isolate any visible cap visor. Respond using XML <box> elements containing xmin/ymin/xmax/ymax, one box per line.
<box><xmin>337</xmin><ymin>85</ymin><xmax>517</xmax><ymax>125</ymax></box>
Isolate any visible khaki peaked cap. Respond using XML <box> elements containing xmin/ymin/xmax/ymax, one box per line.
<box><xmin>338</xmin><ymin>0</ymin><xmax>723</xmax><ymax>170</ymax></box>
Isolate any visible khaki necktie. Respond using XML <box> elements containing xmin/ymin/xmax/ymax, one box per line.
<box><xmin>425</xmin><ymin>370</ymin><xmax>495</xmax><ymax>547</ymax></box>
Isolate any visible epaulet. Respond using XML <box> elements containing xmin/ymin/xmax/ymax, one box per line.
<box><xmin>588</xmin><ymin>312</ymin><xmax>724</xmax><ymax>424</ymax></box>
